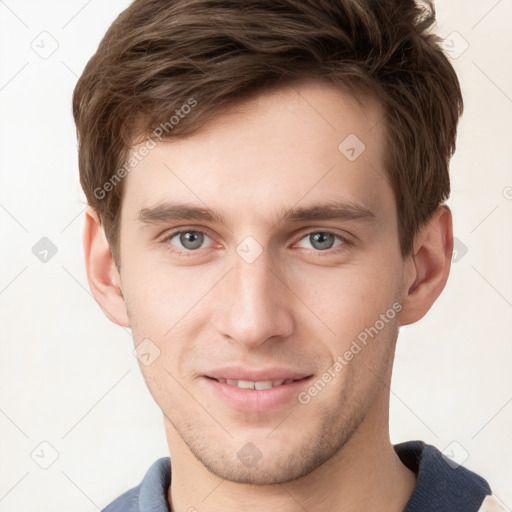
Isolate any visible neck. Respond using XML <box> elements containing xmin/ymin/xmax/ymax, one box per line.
<box><xmin>165</xmin><ymin>388</ymin><xmax>416</xmax><ymax>512</ymax></box>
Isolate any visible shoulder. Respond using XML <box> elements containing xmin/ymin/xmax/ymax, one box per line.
<box><xmin>395</xmin><ymin>441</ymin><xmax>497</xmax><ymax>512</ymax></box>
<box><xmin>101</xmin><ymin>457</ymin><xmax>171</xmax><ymax>512</ymax></box>
<box><xmin>102</xmin><ymin>486</ymin><xmax>140</xmax><ymax>512</ymax></box>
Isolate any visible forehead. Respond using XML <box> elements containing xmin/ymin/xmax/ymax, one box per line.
<box><xmin>122</xmin><ymin>79</ymin><xmax>391</xmax><ymax>226</ymax></box>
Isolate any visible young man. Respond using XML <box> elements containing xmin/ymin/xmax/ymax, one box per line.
<box><xmin>73</xmin><ymin>0</ymin><xmax>500</xmax><ymax>510</ymax></box>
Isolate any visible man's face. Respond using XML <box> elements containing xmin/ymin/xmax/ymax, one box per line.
<box><xmin>117</xmin><ymin>79</ymin><xmax>408</xmax><ymax>484</ymax></box>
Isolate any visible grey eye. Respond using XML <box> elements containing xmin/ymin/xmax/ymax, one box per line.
<box><xmin>309</xmin><ymin>232</ymin><xmax>336</xmax><ymax>250</ymax></box>
<box><xmin>175</xmin><ymin>231</ymin><xmax>205</xmax><ymax>250</ymax></box>
<box><xmin>297</xmin><ymin>232</ymin><xmax>344</xmax><ymax>251</ymax></box>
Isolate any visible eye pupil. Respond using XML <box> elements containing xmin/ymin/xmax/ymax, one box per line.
<box><xmin>310</xmin><ymin>232</ymin><xmax>335</xmax><ymax>250</ymax></box>
<box><xmin>180</xmin><ymin>231</ymin><xmax>204</xmax><ymax>250</ymax></box>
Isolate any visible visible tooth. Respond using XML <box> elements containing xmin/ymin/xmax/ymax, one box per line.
<box><xmin>237</xmin><ymin>379</ymin><xmax>255</xmax><ymax>389</ymax></box>
<box><xmin>254</xmin><ymin>380</ymin><xmax>274</xmax><ymax>390</ymax></box>
<box><xmin>222</xmin><ymin>379</ymin><xmax>293</xmax><ymax>390</ymax></box>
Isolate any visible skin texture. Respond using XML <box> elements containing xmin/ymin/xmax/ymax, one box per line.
<box><xmin>84</xmin><ymin>78</ymin><xmax>453</xmax><ymax>511</ymax></box>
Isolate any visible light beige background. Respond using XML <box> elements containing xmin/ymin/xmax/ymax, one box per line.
<box><xmin>0</xmin><ymin>0</ymin><xmax>511</xmax><ymax>510</ymax></box>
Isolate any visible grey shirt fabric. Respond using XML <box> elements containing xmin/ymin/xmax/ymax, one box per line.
<box><xmin>102</xmin><ymin>456</ymin><xmax>171</xmax><ymax>512</ymax></box>
<box><xmin>101</xmin><ymin>440</ymin><xmax>492</xmax><ymax>511</ymax></box>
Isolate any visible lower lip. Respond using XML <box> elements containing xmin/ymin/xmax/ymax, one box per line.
<box><xmin>201</xmin><ymin>376</ymin><xmax>313</xmax><ymax>412</ymax></box>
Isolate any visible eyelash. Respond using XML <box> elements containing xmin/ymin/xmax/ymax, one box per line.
<box><xmin>159</xmin><ymin>227</ymin><xmax>352</xmax><ymax>258</ymax></box>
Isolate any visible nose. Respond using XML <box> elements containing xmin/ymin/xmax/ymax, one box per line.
<box><xmin>211</xmin><ymin>247</ymin><xmax>295</xmax><ymax>348</ymax></box>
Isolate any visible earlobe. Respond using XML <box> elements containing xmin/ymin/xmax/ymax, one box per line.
<box><xmin>83</xmin><ymin>206</ymin><xmax>130</xmax><ymax>327</ymax></box>
<box><xmin>398</xmin><ymin>206</ymin><xmax>453</xmax><ymax>326</ymax></box>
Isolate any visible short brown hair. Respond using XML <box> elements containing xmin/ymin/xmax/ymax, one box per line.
<box><xmin>73</xmin><ymin>0</ymin><xmax>463</xmax><ymax>267</ymax></box>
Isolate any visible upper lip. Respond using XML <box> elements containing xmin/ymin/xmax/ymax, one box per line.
<box><xmin>205</xmin><ymin>367</ymin><xmax>312</xmax><ymax>382</ymax></box>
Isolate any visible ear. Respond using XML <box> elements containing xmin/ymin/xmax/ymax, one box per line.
<box><xmin>398</xmin><ymin>205</ymin><xmax>453</xmax><ymax>326</ymax></box>
<box><xmin>83</xmin><ymin>206</ymin><xmax>130</xmax><ymax>327</ymax></box>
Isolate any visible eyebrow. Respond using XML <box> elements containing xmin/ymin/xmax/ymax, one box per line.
<box><xmin>137</xmin><ymin>200</ymin><xmax>376</xmax><ymax>228</ymax></box>
<box><xmin>282</xmin><ymin>201</ymin><xmax>376</xmax><ymax>224</ymax></box>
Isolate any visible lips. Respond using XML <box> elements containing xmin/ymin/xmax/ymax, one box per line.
<box><xmin>201</xmin><ymin>367</ymin><xmax>313</xmax><ymax>412</ymax></box>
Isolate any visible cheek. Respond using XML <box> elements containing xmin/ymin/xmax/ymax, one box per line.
<box><xmin>122</xmin><ymin>268</ymin><xmax>210</xmax><ymax>377</ymax></box>
<box><xmin>293</xmin><ymin>259</ymin><xmax>402</xmax><ymax>333</ymax></box>
<box><xmin>122</xmin><ymin>262</ymin><xmax>202</xmax><ymax>333</ymax></box>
